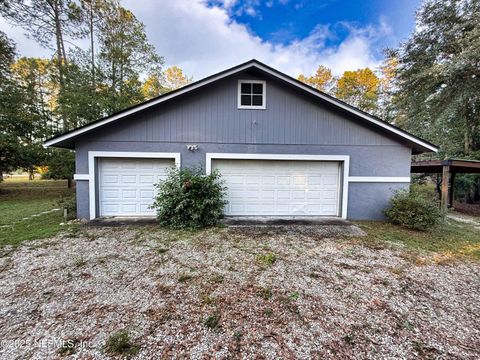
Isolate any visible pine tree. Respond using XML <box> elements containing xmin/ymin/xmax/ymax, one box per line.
<box><xmin>393</xmin><ymin>0</ymin><xmax>480</xmax><ymax>157</ymax></box>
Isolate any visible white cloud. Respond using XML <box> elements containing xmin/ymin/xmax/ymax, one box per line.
<box><xmin>124</xmin><ymin>0</ymin><xmax>389</xmax><ymax>79</ymax></box>
<box><xmin>1</xmin><ymin>0</ymin><xmax>390</xmax><ymax>80</ymax></box>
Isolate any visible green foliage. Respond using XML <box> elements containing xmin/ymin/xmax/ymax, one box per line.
<box><xmin>203</xmin><ymin>313</ymin><xmax>221</xmax><ymax>329</ymax></box>
<box><xmin>453</xmin><ymin>174</ymin><xmax>480</xmax><ymax>203</ymax></box>
<box><xmin>392</xmin><ymin>0</ymin><xmax>480</xmax><ymax>156</ymax></box>
<box><xmin>256</xmin><ymin>252</ymin><xmax>277</xmax><ymax>267</ymax></box>
<box><xmin>151</xmin><ymin>168</ymin><xmax>227</xmax><ymax>230</ymax></box>
<box><xmin>178</xmin><ymin>272</ymin><xmax>193</xmax><ymax>282</ymax></box>
<box><xmin>57</xmin><ymin>194</ymin><xmax>77</xmax><ymax>220</ymax></box>
<box><xmin>0</xmin><ymin>33</ymin><xmax>45</xmax><ymax>179</ymax></box>
<box><xmin>385</xmin><ymin>185</ymin><xmax>444</xmax><ymax>230</ymax></box>
<box><xmin>43</xmin><ymin>149</ymin><xmax>75</xmax><ymax>180</ymax></box>
<box><xmin>104</xmin><ymin>330</ymin><xmax>139</xmax><ymax>357</ymax></box>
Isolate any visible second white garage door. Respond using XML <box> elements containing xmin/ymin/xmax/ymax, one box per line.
<box><xmin>213</xmin><ymin>159</ymin><xmax>341</xmax><ymax>216</ymax></box>
<box><xmin>98</xmin><ymin>158</ymin><xmax>174</xmax><ymax>217</ymax></box>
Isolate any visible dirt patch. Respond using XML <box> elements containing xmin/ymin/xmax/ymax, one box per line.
<box><xmin>0</xmin><ymin>225</ymin><xmax>479</xmax><ymax>359</ymax></box>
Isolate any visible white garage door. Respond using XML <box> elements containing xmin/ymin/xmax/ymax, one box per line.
<box><xmin>213</xmin><ymin>159</ymin><xmax>341</xmax><ymax>216</ymax></box>
<box><xmin>98</xmin><ymin>158</ymin><xmax>174</xmax><ymax>217</ymax></box>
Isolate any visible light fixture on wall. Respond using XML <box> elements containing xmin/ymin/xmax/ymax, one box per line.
<box><xmin>186</xmin><ymin>144</ymin><xmax>198</xmax><ymax>152</ymax></box>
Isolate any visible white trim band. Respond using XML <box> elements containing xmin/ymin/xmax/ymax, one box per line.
<box><xmin>205</xmin><ymin>153</ymin><xmax>350</xmax><ymax>219</ymax></box>
<box><xmin>73</xmin><ymin>174</ymin><xmax>90</xmax><ymax>181</ymax></box>
<box><xmin>348</xmin><ymin>176</ymin><xmax>411</xmax><ymax>183</ymax></box>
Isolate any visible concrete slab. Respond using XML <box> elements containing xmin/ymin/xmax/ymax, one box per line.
<box><xmin>221</xmin><ymin>216</ymin><xmax>351</xmax><ymax>226</ymax></box>
<box><xmin>88</xmin><ymin>217</ymin><xmax>157</xmax><ymax>227</ymax></box>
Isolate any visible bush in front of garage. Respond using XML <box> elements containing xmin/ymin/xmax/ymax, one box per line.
<box><xmin>151</xmin><ymin>167</ymin><xmax>227</xmax><ymax>229</ymax></box>
<box><xmin>385</xmin><ymin>185</ymin><xmax>444</xmax><ymax>230</ymax></box>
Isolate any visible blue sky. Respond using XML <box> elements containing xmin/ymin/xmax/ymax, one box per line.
<box><xmin>0</xmin><ymin>0</ymin><xmax>422</xmax><ymax>79</ymax></box>
<box><xmin>221</xmin><ymin>0</ymin><xmax>419</xmax><ymax>57</ymax></box>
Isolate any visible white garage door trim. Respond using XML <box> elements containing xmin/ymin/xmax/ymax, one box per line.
<box><xmin>206</xmin><ymin>153</ymin><xmax>350</xmax><ymax>219</ymax></box>
<box><xmin>88</xmin><ymin>151</ymin><xmax>181</xmax><ymax>220</ymax></box>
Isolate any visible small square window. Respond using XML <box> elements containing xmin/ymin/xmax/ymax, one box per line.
<box><xmin>238</xmin><ymin>81</ymin><xmax>266</xmax><ymax>109</ymax></box>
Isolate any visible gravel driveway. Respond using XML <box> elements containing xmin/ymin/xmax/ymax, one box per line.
<box><xmin>0</xmin><ymin>224</ymin><xmax>479</xmax><ymax>359</ymax></box>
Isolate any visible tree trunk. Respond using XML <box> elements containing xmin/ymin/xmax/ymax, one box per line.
<box><xmin>464</xmin><ymin>101</ymin><xmax>473</xmax><ymax>154</ymax></box>
<box><xmin>29</xmin><ymin>169</ymin><xmax>35</xmax><ymax>181</ymax></box>
<box><xmin>67</xmin><ymin>176</ymin><xmax>72</xmax><ymax>188</ymax></box>
<box><xmin>89</xmin><ymin>1</ymin><xmax>95</xmax><ymax>89</ymax></box>
<box><xmin>52</xmin><ymin>0</ymin><xmax>65</xmax><ymax>87</ymax></box>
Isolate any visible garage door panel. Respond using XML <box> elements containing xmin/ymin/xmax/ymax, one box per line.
<box><xmin>214</xmin><ymin>159</ymin><xmax>340</xmax><ymax>216</ymax></box>
<box><xmin>121</xmin><ymin>189</ymin><xmax>137</xmax><ymax>199</ymax></box>
<box><xmin>121</xmin><ymin>175</ymin><xmax>136</xmax><ymax>183</ymax></box>
<box><xmin>323</xmin><ymin>175</ymin><xmax>338</xmax><ymax>185</ymax></box>
<box><xmin>99</xmin><ymin>158</ymin><xmax>174</xmax><ymax>217</ymax></box>
<box><xmin>323</xmin><ymin>190</ymin><xmax>337</xmax><ymax>200</ymax></box>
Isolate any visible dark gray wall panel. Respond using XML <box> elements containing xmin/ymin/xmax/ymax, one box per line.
<box><xmin>347</xmin><ymin>182</ymin><xmax>408</xmax><ymax>220</ymax></box>
<box><xmin>76</xmin><ymin>180</ymin><xmax>89</xmax><ymax>219</ymax></box>
<box><xmin>75</xmin><ymin>141</ymin><xmax>411</xmax><ymax>176</ymax></box>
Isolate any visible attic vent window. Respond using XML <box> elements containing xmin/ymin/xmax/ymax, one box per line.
<box><xmin>238</xmin><ymin>80</ymin><xmax>266</xmax><ymax>109</ymax></box>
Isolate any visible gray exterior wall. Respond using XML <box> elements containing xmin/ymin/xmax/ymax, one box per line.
<box><xmin>74</xmin><ymin>70</ymin><xmax>411</xmax><ymax>220</ymax></box>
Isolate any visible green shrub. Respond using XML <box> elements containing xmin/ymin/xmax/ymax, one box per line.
<box><xmin>57</xmin><ymin>195</ymin><xmax>76</xmax><ymax>220</ymax></box>
<box><xmin>151</xmin><ymin>168</ymin><xmax>227</xmax><ymax>229</ymax></box>
<box><xmin>104</xmin><ymin>330</ymin><xmax>139</xmax><ymax>357</ymax></box>
<box><xmin>385</xmin><ymin>185</ymin><xmax>444</xmax><ymax>230</ymax></box>
<box><xmin>203</xmin><ymin>313</ymin><xmax>221</xmax><ymax>329</ymax></box>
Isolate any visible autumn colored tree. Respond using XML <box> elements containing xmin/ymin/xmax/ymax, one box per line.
<box><xmin>162</xmin><ymin>66</ymin><xmax>192</xmax><ymax>92</ymax></box>
<box><xmin>378</xmin><ymin>56</ymin><xmax>399</xmax><ymax>122</ymax></box>
<box><xmin>335</xmin><ymin>68</ymin><xmax>380</xmax><ymax>113</ymax></box>
<box><xmin>297</xmin><ymin>65</ymin><xmax>335</xmax><ymax>94</ymax></box>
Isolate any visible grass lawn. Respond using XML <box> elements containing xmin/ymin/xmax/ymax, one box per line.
<box><xmin>356</xmin><ymin>219</ymin><xmax>480</xmax><ymax>262</ymax></box>
<box><xmin>0</xmin><ymin>179</ymin><xmax>74</xmax><ymax>247</ymax></box>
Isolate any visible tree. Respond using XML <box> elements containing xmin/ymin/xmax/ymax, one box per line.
<box><xmin>97</xmin><ymin>2</ymin><xmax>164</xmax><ymax>112</ymax></box>
<box><xmin>297</xmin><ymin>65</ymin><xmax>335</xmax><ymax>94</ymax></box>
<box><xmin>142</xmin><ymin>73</ymin><xmax>167</xmax><ymax>100</ymax></box>
<box><xmin>0</xmin><ymin>0</ymin><xmax>82</xmax><ymax>88</ymax></box>
<box><xmin>0</xmin><ymin>34</ymin><xmax>48</xmax><ymax>180</ymax></box>
<box><xmin>162</xmin><ymin>66</ymin><xmax>192</xmax><ymax>92</ymax></box>
<box><xmin>335</xmin><ymin>68</ymin><xmax>380</xmax><ymax>113</ymax></box>
<box><xmin>43</xmin><ymin>148</ymin><xmax>75</xmax><ymax>187</ymax></box>
<box><xmin>378</xmin><ymin>56</ymin><xmax>399</xmax><ymax>123</ymax></box>
<box><xmin>392</xmin><ymin>0</ymin><xmax>480</xmax><ymax>156</ymax></box>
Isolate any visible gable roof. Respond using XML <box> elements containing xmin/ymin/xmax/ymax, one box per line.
<box><xmin>44</xmin><ymin>59</ymin><xmax>438</xmax><ymax>153</ymax></box>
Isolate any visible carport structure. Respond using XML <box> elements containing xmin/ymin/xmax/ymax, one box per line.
<box><xmin>411</xmin><ymin>159</ymin><xmax>480</xmax><ymax>210</ymax></box>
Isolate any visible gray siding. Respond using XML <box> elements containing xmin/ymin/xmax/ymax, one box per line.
<box><xmin>74</xmin><ymin>70</ymin><xmax>412</xmax><ymax>220</ymax></box>
<box><xmin>86</xmin><ymin>72</ymin><xmax>402</xmax><ymax>147</ymax></box>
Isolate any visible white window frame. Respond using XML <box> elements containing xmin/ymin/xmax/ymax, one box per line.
<box><xmin>206</xmin><ymin>153</ymin><xmax>350</xmax><ymax>219</ymax></box>
<box><xmin>237</xmin><ymin>80</ymin><xmax>266</xmax><ymax>110</ymax></box>
<box><xmin>74</xmin><ymin>151</ymin><xmax>181</xmax><ymax>220</ymax></box>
